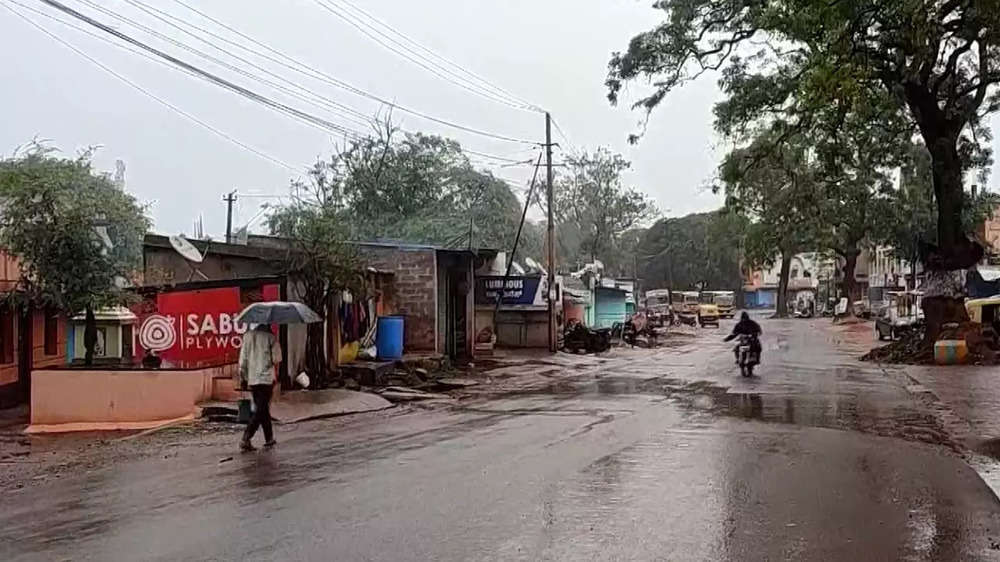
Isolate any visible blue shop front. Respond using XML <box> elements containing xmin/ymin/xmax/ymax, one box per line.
<box><xmin>474</xmin><ymin>275</ymin><xmax>554</xmax><ymax>348</ymax></box>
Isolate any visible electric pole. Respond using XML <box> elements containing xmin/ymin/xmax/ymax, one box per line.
<box><xmin>223</xmin><ymin>190</ymin><xmax>237</xmax><ymax>244</ymax></box>
<box><xmin>546</xmin><ymin>113</ymin><xmax>556</xmax><ymax>352</ymax></box>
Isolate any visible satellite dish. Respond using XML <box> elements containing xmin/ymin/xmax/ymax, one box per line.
<box><xmin>169</xmin><ymin>234</ymin><xmax>204</xmax><ymax>263</ymax></box>
<box><xmin>169</xmin><ymin>234</ymin><xmax>209</xmax><ymax>281</ymax></box>
<box><xmin>524</xmin><ymin>257</ymin><xmax>547</xmax><ymax>275</ymax></box>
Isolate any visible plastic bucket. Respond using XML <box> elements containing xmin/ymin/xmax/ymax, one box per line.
<box><xmin>295</xmin><ymin>372</ymin><xmax>310</xmax><ymax>388</ymax></box>
<box><xmin>237</xmin><ymin>398</ymin><xmax>253</xmax><ymax>423</ymax></box>
<box><xmin>376</xmin><ymin>316</ymin><xmax>404</xmax><ymax>360</ymax></box>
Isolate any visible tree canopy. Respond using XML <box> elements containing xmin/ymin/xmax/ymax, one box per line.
<box><xmin>637</xmin><ymin>209</ymin><xmax>746</xmax><ymax>291</ymax></box>
<box><xmin>608</xmin><ymin>0</ymin><xmax>1000</xmax><ymax>270</ymax></box>
<box><xmin>268</xmin><ymin>166</ymin><xmax>360</xmax><ymax>387</ymax></box>
<box><xmin>299</xmin><ymin>121</ymin><xmax>524</xmax><ymax>252</ymax></box>
<box><xmin>551</xmin><ymin>148</ymin><xmax>657</xmax><ymax>271</ymax></box>
<box><xmin>0</xmin><ymin>145</ymin><xmax>149</xmax><ymax>363</ymax></box>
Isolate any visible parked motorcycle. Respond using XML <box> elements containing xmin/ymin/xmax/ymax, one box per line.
<box><xmin>737</xmin><ymin>334</ymin><xmax>760</xmax><ymax>377</ymax></box>
<box><xmin>622</xmin><ymin>320</ymin><xmax>638</xmax><ymax>347</ymax></box>
<box><xmin>564</xmin><ymin>320</ymin><xmax>612</xmax><ymax>353</ymax></box>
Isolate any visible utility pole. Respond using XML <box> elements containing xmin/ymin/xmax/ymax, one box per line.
<box><xmin>223</xmin><ymin>190</ymin><xmax>237</xmax><ymax>244</ymax></box>
<box><xmin>546</xmin><ymin>113</ymin><xmax>556</xmax><ymax>353</ymax></box>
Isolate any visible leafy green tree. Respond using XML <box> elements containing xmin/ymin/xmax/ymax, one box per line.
<box><xmin>553</xmin><ymin>148</ymin><xmax>657</xmax><ymax>268</ymax></box>
<box><xmin>720</xmin><ymin>132</ymin><xmax>822</xmax><ymax>317</ymax></box>
<box><xmin>880</xmin><ymin>142</ymin><xmax>999</xmax><ymax>278</ymax></box>
<box><xmin>607</xmin><ymin>0</ymin><xmax>1000</xmax><ymax>324</ymax></box>
<box><xmin>811</xmin><ymin>94</ymin><xmax>910</xmax><ymax>306</ymax></box>
<box><xmin>0</xmin><ymin>145</ymin><xmax>149</xmax><ymax>365</ymax></box>
<box><xmin>306</xmin><ymin>120</ymin><xmax>523</xmax><ymax>251</ymax></box>
<box><xmin>268</xmin><ymin>169</ymin><xmax>359</xmax><ymax>387</ymax></box>
<box><xmin>637</xmin><ymin>209</ymin><xmax>746</xmax><ymax>292</ymax></box>
<box><xmin>879</xmin><ymin>143</ymin><xmax>938</xmax><ymax>275</ymax></box>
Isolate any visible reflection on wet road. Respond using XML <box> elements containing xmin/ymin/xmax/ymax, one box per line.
<box><xmin>2</xmin><ymin>317</ymin><xmax>1000</xmax><ymax>561</ymax></box>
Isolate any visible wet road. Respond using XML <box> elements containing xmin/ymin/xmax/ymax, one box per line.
<box><xmin>3</xmin><ymin>317</ymin><xmax>1000</xmax><ymax>560</ymax></box>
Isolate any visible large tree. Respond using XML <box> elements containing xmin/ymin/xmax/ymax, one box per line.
<box><xmin>553</xmin><ymin>148</ymin><xmax>657</xmax><ymax>269</ymax></box>
<box><xmin>0</xmin><ymin>145</ymin><xmax>149</xmax><ymax>365</ymax></box>
<box><xmin>267</xmin><ymin>161</ymin><xmax>359</xmax><ymax>388</ymax></box>
<box><xmin>608</xmin><ymin>0</ymin><xmax>1000</xmax><ymax>327</ymax></box>
<box><xmin>811</xmin><ymin>93</ymin><xmax>911</xmax><ymax>308</ymax></box>
<box><xmin>309</xmin><ymin>120</ymin><xmax>523</xmax><ymax>251</ymax></box>
<box><xmin>720</xmin><ymin>131</ymin><xmax>822</xmax><ymax>317</ymax></box>
<box><xmin>880</xmin><ymin>141</ymin><xmax>999</xmax><ymax>288</ymax></box>
<box><xmin>638</xmin><ymin>209</ymin><xmax>746</xmax><ymax>291</ymax></box>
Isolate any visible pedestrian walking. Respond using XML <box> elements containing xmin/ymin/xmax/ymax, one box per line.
<box><xmin>239</xmin><ymin>323</ymin><xmax>282</xmax><ymax>452</ymax></box>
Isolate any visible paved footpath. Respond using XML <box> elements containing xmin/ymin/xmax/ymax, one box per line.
<box><xmin>2</xmin><ymin>317</ymin><xmax>1000</xmax><ymax>561</ymax></box>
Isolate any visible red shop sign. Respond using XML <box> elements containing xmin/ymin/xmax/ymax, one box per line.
<box><xmin>133</xmin><ymin>284</ymin><xmax>279</xmax><ymax>365</ymax></box>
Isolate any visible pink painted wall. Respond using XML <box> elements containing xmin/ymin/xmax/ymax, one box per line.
<box><xmin>564</xmin><ymin>302</ymin><xmax>586</xmax><ymax>325</ymax></box>
<box><xmin>30</xmin><ymin>364</ymin><xmax>235</xmax><ymax>427</ymax></box>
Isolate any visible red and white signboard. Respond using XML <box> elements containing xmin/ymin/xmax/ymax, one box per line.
<box><xmin>133</xmin><ymin>284</ymin><xmax>279</xmax><ymax>366</ymax></box>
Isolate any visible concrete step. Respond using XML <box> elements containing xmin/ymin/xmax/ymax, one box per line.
<box><xmin>212</xmin><ymin>377</ymin><xmax>242</xmax><ymax>401</ymax></box>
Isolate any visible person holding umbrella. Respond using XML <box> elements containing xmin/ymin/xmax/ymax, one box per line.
<box><xmin>235</xmin><ymin>301</ymin><xmax>321</xmax><ymax>452</ymax></box>
<box><xmin>239</xmin><ymin>323</ymin><xmax>282</xmax><ymax>452</ymax></box>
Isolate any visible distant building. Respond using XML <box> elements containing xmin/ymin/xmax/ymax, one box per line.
<box><xmin>0</xmin><ymin>250</ymin><xmax>69</xmax><ymax>408</ymax></box>
<box><xmin>742</xmin><ymin>251</ymin><xmax>868</xmax><ymax>310</ymax></box>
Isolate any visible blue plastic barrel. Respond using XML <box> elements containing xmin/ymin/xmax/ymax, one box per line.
<box><xmin>376</xmin><ymin>316</ymin><xmax>404</xmax><ymax>360</ymax></box>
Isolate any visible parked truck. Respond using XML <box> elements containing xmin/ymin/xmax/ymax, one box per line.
<box><xmin>645</xmin><ymin>289</ymin><xmax>673</xmax><ymax>327</ymax></box>
<box><xmin>702</xmin><ymin>290</ymin><xmax>735</xmax><ymax>319</ymax></box>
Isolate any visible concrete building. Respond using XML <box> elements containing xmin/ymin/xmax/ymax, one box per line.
<box><xmin>0</xmin><ymin>250</ymin><xmax>69</xmax><ymax>408</ymax></box>
<box><xmin>473</xmin><ymin>252</ymin><xmax>557</xmax><ymax>348</ymax></box>
<box><xmin>743</xmin><ymin>251</ymin><xmax>868</xmax><ymax>310</ymax></box>
<box><xmin>144</xmin><ymin>234</ymin><xmax>483</xmax><ymax>364</ymax></box>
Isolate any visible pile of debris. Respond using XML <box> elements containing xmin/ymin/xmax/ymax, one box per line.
<box><xmin>862</xmin><ymin>321</ymin><xmax>999</xmax><ymax>365</ymax></box>
<box><xmin>860</xmin><ymin>331</ymin><xmax>934</xmax><ymax>364</ymax></box>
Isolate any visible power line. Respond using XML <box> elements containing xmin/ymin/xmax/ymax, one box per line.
<box><xmin>1</xmin><ymin>1</ymin><xmax>303</xmax><ymax>172</ymax></box>
<box><xmin>116</xmin><ymin>0</ymin><xmax>374</xmax><ymax>130</ymax></box>
<box><xmin>70</xmin><ymin>0</ymin><xmax>371</xmax><ymax>136</ymax></box>
<box><xmin>549</xmin><ymin>114</ymin><xmax>578</xmax><ymax>155</ymax></box>
<box><xmin>463</xmin><ymin>148</ymin><xmax>534</xmax><ymax>163</ymax></box>
<box><xmin>313</xmin><ymin>0</ymin><xmax>537</xmax><ymax>113</ymax></box>
<box><xmin>163</xmin><ymin>0</ymin><xmax>538</xmax><ymax>145</ymax></box>
<box><xmin>36</xmin><ymin>0</ymin><xmax>369</xmax><ymax>140</ymax></box>
<box><xmin>12</xmin><ymin>0</ymin><xmax>365</xmax><ymax>139</ymax></box>
<box><xmin>333</xmin><ymin>0</ymin><xmax>543</xmax><ymax>113</ymax></box>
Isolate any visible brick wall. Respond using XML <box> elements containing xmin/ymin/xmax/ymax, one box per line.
<box><xmin>361</xmin><ymin>245</ymin><xmax>437</xmax><ymax>352</ymax></box>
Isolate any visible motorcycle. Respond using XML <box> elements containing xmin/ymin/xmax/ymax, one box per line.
<box><xmin>622</xmin><ymin>320</ymin><xmax>638</xmax><ymax>347</ymax></box>
<box><xmin>737</xmin><ymin>334</ymin><xmax>760</xmax><ymax>377</ymax></box>
<box><xmin>564</xmin><ymin>320</ymin><xmax>612</xmax><ymax>353</ymax></box>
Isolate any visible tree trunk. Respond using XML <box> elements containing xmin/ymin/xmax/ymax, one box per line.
<box><xmin>305</xmin><ymin>321</ymin><xmax>328</xmax><ymax>387</ymax></box>
<box><xmin>775</xmin><ymin>251</ymin><xmax>792</xmax><ymax>318</ymax></box>
<box><xmin>920</xmin><ymin>269</ymin><xmax>970</xmax><ymax>344</ymax></box>
<box><xmin>83</xmin><ymin>305</ymin><xmax>96</xmax><ymax>367</ymax></box>
<box><xmin>920</xmin><ymin>137</ymin><xmax>980</xmax><ymax>340</ymax></box>
<box><xmin>915</xmin><ymin>123</ymin><xmax>982</xmax><ymax>268</ymax></box>
<box><xmin>840</xmin><ymin>249</ymin><xmax>860</xmax><ymax>318</ymax></box>
<box><xmin>928</xmin><ymin>138</ymin><xmax>965</xmax><ymax>260</ymax></box>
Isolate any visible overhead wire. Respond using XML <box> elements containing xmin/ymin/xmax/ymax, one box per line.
<box><xmin>36</xmin><ymin>0</ymin><xmax>369</xmax><ymax>140</ymax></box>
<box><xmin>115</xmin><ymin>0</ymin><xmax>374</xmax><ymax>130</ymax></box>
<box><xmin>312</xmin><ymin>0</ymin><xmax>538</xmax><ymax>113</ymax></box>
<box><xmin>332</xmin><ymin>0</ymin><xmax>543</xmax><ymax>113</ymax></box>
<box><xmin>549</xmin><ymin>114</ymin><xmax>579</xmax><ymax>156</ymax></box>
<box><xmin>160</xmin><ymin>0</ymin><xmax>538</xmax><ymax>145</ymax></box>
<box><xmin>69</xmin><ymin>0</ymin><xmax>371</xmax><ymax>136</ymax></box>
<box><xmin>1</xmin><ymin>1</ymin><xmax>304</xmax><ymax>172</ymax></box>
<box><xmin>13</xmin><ymin>0</ymin><xmax>552</xmax><ymax>188</ymax></box>
<box><xmin>79</xmin><ymin>0</ymin><xmax>533</xmax><ymax>163</ymax></box>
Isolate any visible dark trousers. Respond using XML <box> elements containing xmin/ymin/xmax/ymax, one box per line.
<box><xmin>242</xmin><ymin>384</ymin><xmax>273</xmax><ymax>444</ymax></box>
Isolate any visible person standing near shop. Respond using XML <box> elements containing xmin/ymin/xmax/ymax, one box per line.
<box><xmin>239</xmin><ymin>323</ymin><xmax>282</xmax><ymax>452</ymax></box>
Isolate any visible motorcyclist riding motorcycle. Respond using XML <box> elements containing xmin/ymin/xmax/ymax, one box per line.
<box><xmin>724</xmin><ymin>312</ymin><xmax>762</xmax><ymax>365</ymax></box>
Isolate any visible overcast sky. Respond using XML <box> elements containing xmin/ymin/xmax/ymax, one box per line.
<box><xmin>4</xmin><ymin>1</ymin><xmax>994</xmax><ymax>240</ymax></box>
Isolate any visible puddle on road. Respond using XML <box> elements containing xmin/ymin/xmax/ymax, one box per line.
<box><xmin>502</xmin><ymin>373</ymin><xmax>956</xmax><ymax>450</ymax></box>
